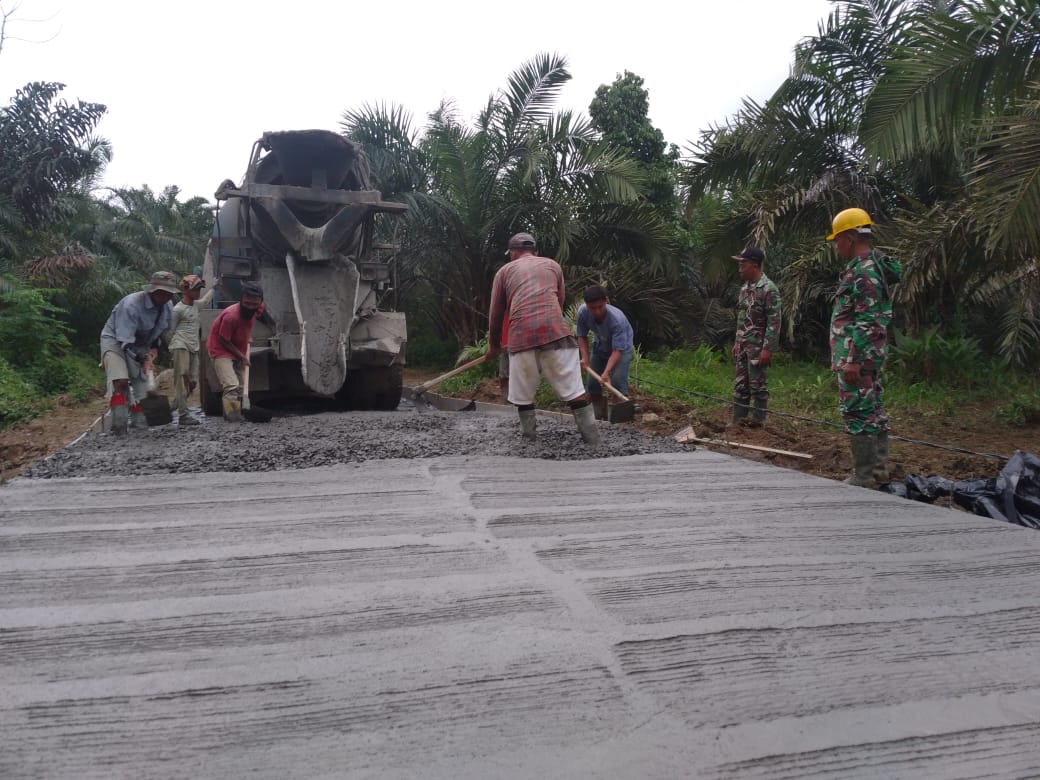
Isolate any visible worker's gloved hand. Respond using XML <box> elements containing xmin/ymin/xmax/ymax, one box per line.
<box><xmin>188</xmin><ymin>380</ymin><xmax>198</xmax><ymax>394</ymax></box>
<box><xmin>123</xmin><ymin>346</ymin><xmax>146</xmax><ymax>379</ymax></box>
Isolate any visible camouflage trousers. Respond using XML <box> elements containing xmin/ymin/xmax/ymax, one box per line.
<box><xmin>837</xmin><ymin>369</ymin><xmax>889</xmax><ymax>435</ymax></box>
<box><xmin>734</xmin><ymin>351</ymin><xmax>769</xmax><ymax>405</ymax></box>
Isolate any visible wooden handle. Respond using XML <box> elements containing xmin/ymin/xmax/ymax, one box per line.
<box><xmin>416</xmin><ymin>355</ymin><xmax>489</xmax><ymax>393</ymax></box>
<box><xmin>584</xmin><ymin>366</ymin><xmax>630</xmax><ymax>402</ymax></box>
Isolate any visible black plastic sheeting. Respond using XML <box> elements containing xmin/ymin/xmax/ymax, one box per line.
<box><xmin>880</xmin><ymin>450</ymin><xmax>1040</xmax><ymax>530</ymax></box>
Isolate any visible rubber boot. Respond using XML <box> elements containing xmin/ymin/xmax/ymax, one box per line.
<box><xmin>129</xmin><ymin>402</ymin><xmax>148</xmax><ymax>429</ymax></box>
<box><xmin>729</xmin><ymin>399</ymin><xmax>749</xmax><ymax>427</ymax></box>
<box><xmin>747</xmin><ymin>398</ymin><xmax>768</xmax><ymax>428</ymax></box>
<box><xmin>109</xmin><ymin>393</ymin><xmax>129</xmax><ymax>436</ymax></box>
<box><xmin>573</xmin><ymin>403</ymin><xmax>601</xmax><ymax>447</ymax></box>
<box><xmin>223</xmin><ymin>398</ymin><xmax>243</xmax><ymax>423</ymax></box>
<box><xmin>179</xmin><ymin>412</ymin><xmax>201</xmax><ymax>427</ymax></box>
<box><xmin>843</xmin><ymin>434</ymin><xmax>879</xmax><ymax>488</ymax></box>
<box><xmin>517</xmin><ymin>408</ymin><xmax>537</xmax><ymax>441</ymax></box>
<box><xmin>873</xmin><ymin>430</ymin><xmax>890</xmax><ymax>483</ymax></box>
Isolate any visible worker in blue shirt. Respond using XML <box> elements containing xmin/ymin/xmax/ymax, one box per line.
<box><xmin>99</xmin><ymin>271</ymin><xmax>178</xmax><ymax>434</ymax></box>
<box><xmin>575</xmin><ymin>285</ymin><xmax>635</xmax><ymax>420</ymax></box>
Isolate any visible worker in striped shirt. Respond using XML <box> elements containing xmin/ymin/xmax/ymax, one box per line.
<box><xmin>487</xmin><ymin>232</ymin><xmax>600</xmax><ymax>446</ymax></box>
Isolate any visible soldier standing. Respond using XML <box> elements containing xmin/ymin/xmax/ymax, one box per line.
<box><xmin>827</xmin><ymin>208</ymin><xmax>903</xmax><ymax>487</ymax></box>
<box><xmin>730</xmin><ymin>247</ymin><xmax>781</xmax><ymax>428</ymax></box>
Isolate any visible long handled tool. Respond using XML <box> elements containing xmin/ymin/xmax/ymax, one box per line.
<box><xmin>411</xmin><ymin>355</ymin><xmax>490</xmax><ymax>408</ymax></box>
<box><xmin>584</xmin><ymin>366</ymin><xmax>635</xmax><ymax>423</ymax></box>
<box><xmin>673</xmin><ymin>426</ymin><xmax>812</xmax><ymax>460</ymax></box>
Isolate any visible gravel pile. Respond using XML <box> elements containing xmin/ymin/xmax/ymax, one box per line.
<box><xmin>24</xmin><ymin>405</ymin><xmax>686</xmax><ymax>479</ymax></box>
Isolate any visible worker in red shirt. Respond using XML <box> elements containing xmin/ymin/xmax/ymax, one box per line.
<box><xmin>206</xmin><ymin>282</ymin><xmax>264</xmax><ymax>422</ymax></box>
<box><xmin>487</xmin><ymin>232</ymin><xmax>599</xmax><ymax>446</ymax></box>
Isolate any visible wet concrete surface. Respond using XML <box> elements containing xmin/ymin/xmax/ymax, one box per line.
<box><xmin>24</xmin><ymin>403</ymin><xmax>683</xmax><ymax>478</ymax></box>
<box><xmin>4</xmin><ymin>411</ymin><xmax>1040</xmax><ymax>777</ymax></box>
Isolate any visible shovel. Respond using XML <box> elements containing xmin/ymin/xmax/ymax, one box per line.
<box><xmin>584</xmin><ymin>366</ymin><xmax>635</xmax><ymax>423</ymax></box>
<box><xmin>411</xmin><ymin>354</ymin><xmax>490</xmax><ymax>410</ymax></box>
<box><xmin>240</xmin><ymin>360</ymin><xmax>273</xmax><ymax>423</ymax></box>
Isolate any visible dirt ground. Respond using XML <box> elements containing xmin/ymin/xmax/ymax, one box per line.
<box><xmin>456</xmin><ymin>374</ymin><xmax>1039</xmax><ymax>489</ymax></box>
<box><xmin>2</xmin><ymin>368</ymin><xmax>1036</xmax><ymax>485</ymax></box>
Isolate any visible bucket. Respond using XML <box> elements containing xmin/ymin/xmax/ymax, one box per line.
<box><xmin>140</xmin><ymin>394</ymin><xmax>173</xmax><ymax>426</ymax></box>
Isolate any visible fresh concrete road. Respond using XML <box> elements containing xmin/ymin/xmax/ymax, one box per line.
<box><xmin>2</xmin><ymin>450</ymin><xmax>1040</xmax><ymax>778</ymax></box>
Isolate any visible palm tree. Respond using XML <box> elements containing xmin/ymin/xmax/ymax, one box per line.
<box><xmin>859</xmin><ymin>0</ymin><xmax>1040</xmax><ymax>364</ymax></box>
<box><xmin>342</xmin><ymin>53</ymin><xmax>676</xmax><ymax>347</ymax></box>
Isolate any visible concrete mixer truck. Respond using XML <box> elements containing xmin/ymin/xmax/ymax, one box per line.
<box><xmin>197</xmin><ymin>129</ymin><xmax>407</xmax><ymax>413</ymax></box>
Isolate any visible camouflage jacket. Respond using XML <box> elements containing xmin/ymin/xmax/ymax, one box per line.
<box><xmin>735</xmin><ymin>274</ymin><xmax>781</xmax><ymax>354</ymax></box>
<box><xmin>829</xmin><ymin>248</ymin><xmax>903</xmax><ymax>370</ymax></box>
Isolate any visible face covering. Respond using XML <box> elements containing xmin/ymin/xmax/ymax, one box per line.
<box><xmin>240</xmin><ymin>305</ymin><xmax>258</xmax><ymax>320</ymax></box>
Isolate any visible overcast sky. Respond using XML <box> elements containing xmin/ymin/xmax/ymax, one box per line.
<box><xmin>0</xmin><ymin>0</ymin><xmax>832</xmax><ymax>203</ymax></box>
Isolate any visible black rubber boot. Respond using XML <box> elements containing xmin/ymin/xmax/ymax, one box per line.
<box><xmin>730</xmin><ymin>399</ymin><xmax>749</xmax><ymax>426</ymax></box>
<box><xmin>747</xmin><ymin>398</ymin><xmax>768</xmax><ymax>428</ymax></box>
<box><xmin>844</xmin><ymin>434</ymin><xmax>879</xmax><ymax>488</ymax></box>
<box><xmin>874</xmin><ymin>430</ymin><xmax>890</xmax><ymax>483</ymax></box>
<box><xmin>517</xmin><ymin>408</ymin><xmax>537</xmax><ymax>441</ymax></box>
<box><xmin>572</xmin><ymin>403</ymin><xmax>601</xmax><ymax>447</ymax></box>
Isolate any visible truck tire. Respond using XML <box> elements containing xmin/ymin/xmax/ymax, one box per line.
<box><xmin>197</xmin><ymin>351</ymin><xmax>224</xmax><ymax>417</ymax></box>
<box><xmin>337</xmin><ymin>365</ymin><xmax>403</xmax><ymax>411</ymax></box>
<box><xmin>371</xmin><ymin>364</ymin><xmax>403</xmax><ymax>411</ymax></box>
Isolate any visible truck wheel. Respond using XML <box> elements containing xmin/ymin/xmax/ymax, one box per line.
<box><xmin>336</xmin><ymin>365</ymin><xmax>402</xmax><ymax>411</ymax></box>
<box><xmin>371</xmin><ymin>364</ymin><xmax>403</xmax><ymax>411</ymax></box>
<box><xmin>197</xmin><ymin>353</ymin><xmax>224</xmax><ymax>417</ymax></box>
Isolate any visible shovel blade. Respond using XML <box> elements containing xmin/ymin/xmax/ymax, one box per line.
<box><xmin>607</xmin><ymin>400</ymin><xmax>635</xmax><ymax>424</ymax></box>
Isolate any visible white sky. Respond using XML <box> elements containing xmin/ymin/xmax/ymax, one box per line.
<box><xmin>0</xmin><ymin>0</ymin><xmax>832</xmax><ymax>203</ymax></box>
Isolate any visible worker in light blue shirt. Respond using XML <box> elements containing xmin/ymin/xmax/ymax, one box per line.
<box><xmin>99</xmin><ymin>271</ymin><xmax>178</xmax><ymax>434</ymax></box>
<box><xmin>575</xmin><ymin>284</ymin><xmax>635</xmax><ymax>421</ymax></box>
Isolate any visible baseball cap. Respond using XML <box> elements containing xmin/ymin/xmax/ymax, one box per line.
<box><xmin>731</xmin><ymin>246</ymin><xmax>765</xmax><ymax>264</ymax></box>
<box><xmin>179</xmin><ymin>274</ymin><xmax>205</xmax><ymax>292</ymax></box>
<box><xmin>241</xmin><ymin>281</ymin><xmax>265</xmax><ymax>299</ymax></box>
<box><xmin>505</xmin><ymin>232</ymin><xmax>537</xmax><ymax>255</ymax></box>
<box><xmin>143</xmin><ymin>270</ymin><xmax>180</xmax><ymax>294</ymax></box>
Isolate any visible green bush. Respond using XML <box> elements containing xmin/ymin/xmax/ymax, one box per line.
<box><xmin>27</xmin><ymin>353</ymin><xmax>103</xmax><ymax>400</ymax></box>
<box><xmin>0</xmin><ymin>357</ymin><xmax>44</xmax><ymax>429</ymax></box>
<box><xmin>0</xmin><ymin>288</ymin><xmax>73</xmax><ymax>369</ymax></box>
<box><xmin>406</xmin><ymin>329</ymin><xmax>459</xmax><ymax>369</ymax></box>
<box><xmin>997</xmin><ymin>390</ymin><xmax>1040</xmax><ymax>426</ymax></box>
<box><xmin>889</xmin><ymin>327</ymin><xmax>983</xmax><ymax>386</ymax></box>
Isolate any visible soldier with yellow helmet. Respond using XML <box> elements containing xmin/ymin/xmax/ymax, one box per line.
<box><xmin>827</xmin><ymin>208</ymin><xmax>903</xmax><ymax>487</ymax></box>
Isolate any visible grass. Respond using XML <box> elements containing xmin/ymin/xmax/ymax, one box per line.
<box><xmin>433</xmin><ymin>344</ymin><xmax>1040</xmax><ymax>430</ymax></box>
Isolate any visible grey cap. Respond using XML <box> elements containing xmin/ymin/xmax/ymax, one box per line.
<box><xmin>242</xmin><ymin>281</ymin><xmax>265</xmax><ymax>299</ymax></box>
<box><xmin>143</xmin><ymin>270</ymin><xmax>180</xmax><ymax>295</ymax></box>
<box><xmin>505</xmin><ymin>232</ymin><xmax>537</xmax><ymax>255</ymax></box>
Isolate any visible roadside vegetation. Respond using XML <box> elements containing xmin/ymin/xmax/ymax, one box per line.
<box><xmin>2</xmin><ymin>0</ymin><xmax>1038</xmax><ymax>450</ymax></box>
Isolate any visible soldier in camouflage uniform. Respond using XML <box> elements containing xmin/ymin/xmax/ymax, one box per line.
<box><xmin>827</xmin><ymin>208</ymin><xmax>903</xmax><ymax>487</ymax></box>
<box><xmin>730</xmin><ymin>246</ymin><xmax>781</xmax><ymax>428</ymax></box>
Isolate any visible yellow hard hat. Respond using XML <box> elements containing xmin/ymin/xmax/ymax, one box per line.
<box><xmin>826</xmin><ymin>207</ymin><xmax>873</xmax><ymax>240</ymax></box>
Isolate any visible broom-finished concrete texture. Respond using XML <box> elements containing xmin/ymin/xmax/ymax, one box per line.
<box><xmin>3</xmin><ymin>451</ymin><xmax>1039</xmax><ymax>778</ymax></box>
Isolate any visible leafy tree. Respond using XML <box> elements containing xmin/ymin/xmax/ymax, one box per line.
<box><xmin>343</xmin><ymin>53</ymin><xmax>677</xmax><ymax>347</ymax></box>
<box><xmin>589</xmin><ymin>71</ymin><xmax>680</xmax><ymax>217</ymax></box>
<box><xmin>0</xmin><ymin>81</ymin><xmax>107</xmax><ymax>241</ymax></box>
<box><xmin>684</xmin><ymin>0</ymin><xmax>1040</xmax><ymax>367</ymax></box>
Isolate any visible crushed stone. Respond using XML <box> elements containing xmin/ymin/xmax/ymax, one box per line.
<box><xmin>23</xmin><ymin>406</ymin><xmax>686</xmax><ymax>479</ymax></box>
